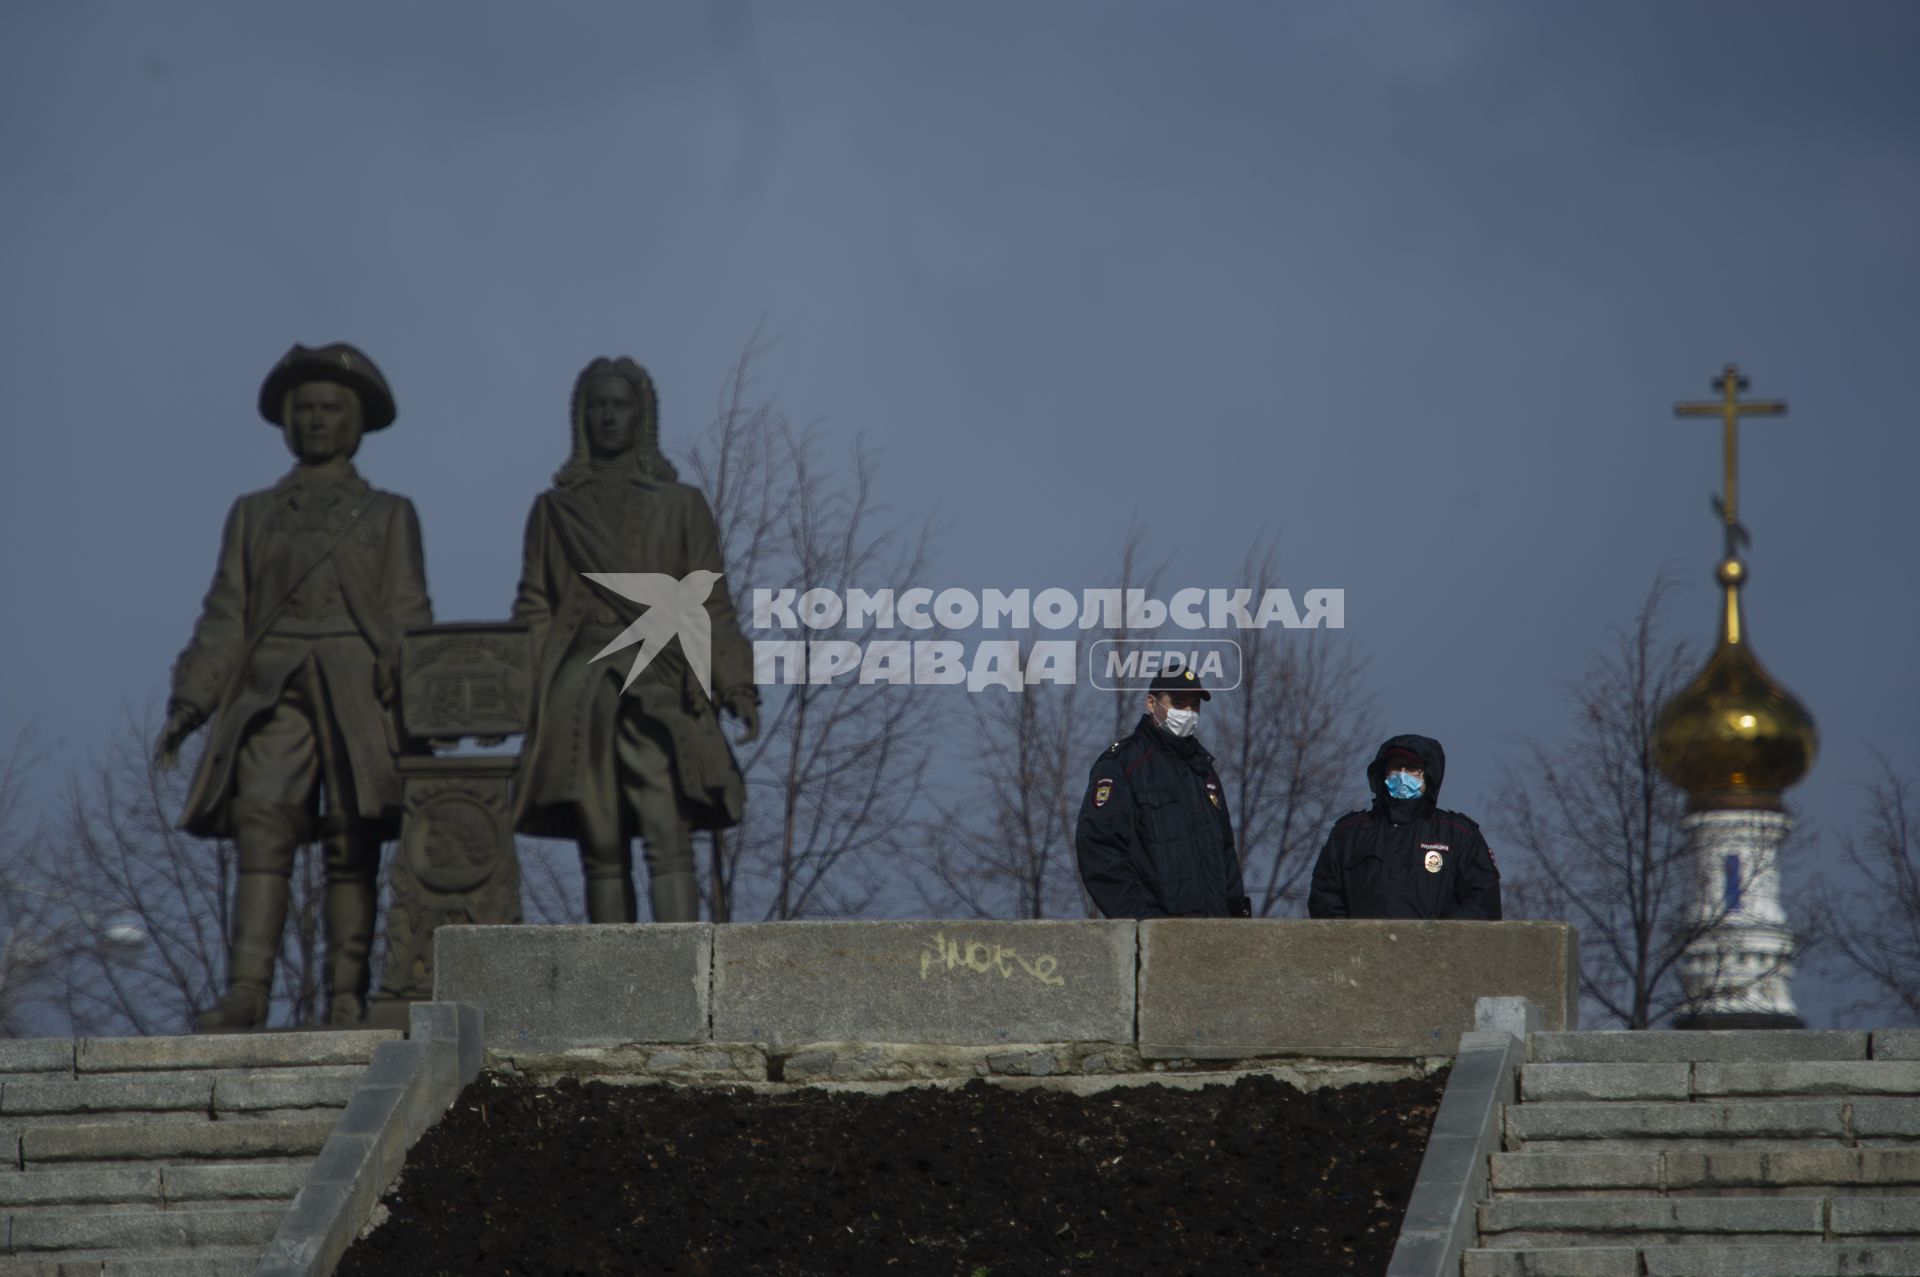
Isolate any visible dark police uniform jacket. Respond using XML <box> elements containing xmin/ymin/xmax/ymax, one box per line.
<box><xmin>1076</xmin><ymin>714</ymin><xmax>1249</xmax><ymax>919</ymax></box>
<box><xmin>1307</xmin><ymin>733</ymin><xmax>1501</xmax><ymax>920</ymax></box>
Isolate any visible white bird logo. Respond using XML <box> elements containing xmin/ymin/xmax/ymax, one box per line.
<box><xmin>582</xmin><ymin>570</ymin><xmax>723</xmax><ymax>701</ymax></box>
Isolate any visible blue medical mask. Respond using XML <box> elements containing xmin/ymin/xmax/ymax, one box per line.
<box><xmin>1385</xmin><ymin>770</ymin><xmax>1424</xmax><ymax>800</ymax></box>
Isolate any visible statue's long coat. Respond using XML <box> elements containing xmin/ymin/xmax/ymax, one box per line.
<box><xmin>168</xmin><ymin>467</ymin><xmax>432</xmax><ymax>838</ymax></box>
<box><xmin>509</xmin><ymin>472</ymin><xmax>754</xmax><ymax>839</ymax></box>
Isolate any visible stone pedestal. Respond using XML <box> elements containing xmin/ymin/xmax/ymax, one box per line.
<box><xmin>367</xmin><ymin>623</ymin><xmax>529</xmax><ymax>1030</ymax></box>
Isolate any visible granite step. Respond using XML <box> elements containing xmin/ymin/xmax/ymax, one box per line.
<box><xmin>6</xmin><ymin>1204</ymin><xmax>286</xmax><ymax>1255</ymax></box>
<box><xmin>1465</xmin><ymin>1242</ymin><xmax>1920</xmax><ymax>1277</ymax></box>
<box><xmin>1478</xmin><ymin>1193</ymin><xmax>1827</xmax><ymax>1248</ymax></box>
<box><xmin>0</xmin><ymin>1028</ymin><xmax>402</xmax><ymax>1277</ymax></box>
<box><xmin>1521</xmin><ymin>1061</ymin><xmax>1920</xmax><ymax>1104</ymax></box>
<box><xmin>73</xmin><ymin>1030</ymin><xmax>397</xmax><ymax>1074</ymax></box>
<box><xmin>1479</xmin><ymin>1194</ymin><xmax>1920</xmax><ymax>1249</ymax></box>
<box><xmin>19</xmin><ymin>1118</ymin><xmax>336</xmax><ymax>1167</ymax></box>
<box><xmin>1505</xmin><ymin>1100</ymin><xmax>1852</xmax><ymax>1147</ymax></box>
<box><xmin>1491</xmin><ymin>1147</ymin><xmax>1920</xmax><ymax>1195</ymax></box>
<box><xmin>0</xmin><ymin>1067</ymin><xmax>363</xmax><ymax>1125</ymax></box>
<box><xmin>0</xmin><ymin>1162</ymin><xmax>310</xmax><ymax>1210</ymax></box>
<box><xmin>0</xmin><ymin>1248</ymin><xmax>262</xmax><ymax>1276</ymax></box>
<box><xmin>1527</xmin><ymin>1032</ymin><xmax>1871</xmax><ymax>1065</ymax></box>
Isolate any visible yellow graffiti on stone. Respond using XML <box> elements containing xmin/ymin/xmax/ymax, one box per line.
<box><xmin>918</xmin><ymin>931</ymin><xmax>1064</xmax><ymax>987</ymax></box>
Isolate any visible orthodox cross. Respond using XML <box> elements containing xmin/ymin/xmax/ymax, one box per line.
<box><xmin>1674</xmin><ymin>363</ymin><xmax>1787</xmax><ymax>558</ymax></box>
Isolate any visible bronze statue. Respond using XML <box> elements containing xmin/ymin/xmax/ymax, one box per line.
<box><xmin>510</xmin><ymin>358</ymin><xmax>758</xmax><ymax>923</ymax></box>
<box><xmin>155</xmin><ymin>343</ymin><xmax>432</xmax><ymax>1030</ymax></box>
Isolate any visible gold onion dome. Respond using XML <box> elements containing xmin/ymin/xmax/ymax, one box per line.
<box><xmin>1653</xmin><ymin>556</ymin><xmax>1817</xmax><ymax>807</ymax></box>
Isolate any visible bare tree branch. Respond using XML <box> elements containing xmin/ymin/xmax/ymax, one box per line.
<box><xmin>1489</xmin><ymin>574</ymin><xmax>1807</xmax><ymax>1028</ymax></box>
<box><xmin>680</xmin><ymin>337</ymin><xmax>943</xmax><ymax>920</ymax></box>
<box><xmin>915</xmin><ymin>648</ymin><xmax>1104</xmax><ymax>920</ymax></box>
<box><xmin>34</xmin><ymin>708</ymin><xmax>327</xmax><ymax>1035</ymax></box>
<box><xmin>1209</xmin><ymin>537</ymin><xmax>1379</xmax><ymax>917</ymax></box>
<box><xmin>1814</xmin><ymin>754</ymin><xmax>1920</xmax><ymax>1023</ymax></box>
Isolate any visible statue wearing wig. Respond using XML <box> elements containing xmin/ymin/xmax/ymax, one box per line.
<box><xmin>510</xmin><ymin>357</ymin><xmax>759</xmax><ymax>923</ymax></box>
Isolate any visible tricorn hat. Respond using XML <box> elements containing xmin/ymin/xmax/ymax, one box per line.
<box><xmin>258</xmin><ymin>343</ymin><xmax>397</xmax><ymax>431</ymax></box>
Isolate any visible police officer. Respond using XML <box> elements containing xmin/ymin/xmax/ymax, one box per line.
<box><xmin>1075</xmin><ymin>668</ymin><xmax>1251</xmax><ymax>919</ymax></box>
<box><xmin>1307</xmin><ymin>734</ymin><xmax>1501</xmax><ymax>920</ymax></box>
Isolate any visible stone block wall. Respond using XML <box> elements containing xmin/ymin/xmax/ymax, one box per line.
<box><xmin>435</xmin><ymin>919</ymin><xmax>1578</xmax><ymax>1082</ymax></box>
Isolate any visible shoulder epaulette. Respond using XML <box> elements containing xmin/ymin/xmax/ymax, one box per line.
<box><xmin>1434</xmin><ymin>810</ymin><xmax>1482</xmax><ymax>835</ymax></box>
<box><xmin>1334</xmin><ymin>808</ymin><xmax>1372</xmax><ymax>828</ymax></box>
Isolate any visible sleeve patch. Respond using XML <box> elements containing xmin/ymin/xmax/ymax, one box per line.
<box><xmin>1093</xmin><ymin>778</ymin><xmax>1114</xmax><ymax>808</ymax></box>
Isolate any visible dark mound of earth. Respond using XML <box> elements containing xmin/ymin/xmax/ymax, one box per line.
<box><xmin>338</xmin><ymin>1068</ymin><xmax>1445</xmax><ymax>1277</ymax></box>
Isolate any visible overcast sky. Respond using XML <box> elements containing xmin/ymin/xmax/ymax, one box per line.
<box><xmin>3</xmin><ymin>3</ymin><xmax>1916</xmax><ymax>1024</ymax></box>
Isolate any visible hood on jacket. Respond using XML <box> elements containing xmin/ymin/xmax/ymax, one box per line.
<box><xmin>1367</xmin><ymin>733</ymin><xmax>1446</xmax><ymax>815</ymax></box>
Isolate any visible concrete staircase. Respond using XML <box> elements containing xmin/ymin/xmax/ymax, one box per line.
<box><xmin>1</xmin><ymin>1029</ymin><xmax>397</xmax><ymax>1277</ymax></box>
<box><xmin>1463</xmin><ymin>1029</ymin><xmax>1920</xmax><ymax>1277</ymax></box>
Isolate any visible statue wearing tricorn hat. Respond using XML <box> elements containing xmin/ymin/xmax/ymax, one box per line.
<box><xmin>156</xmin><ymin>342</ymin><xmax>433</xmax><ymax>1030</ymax></box>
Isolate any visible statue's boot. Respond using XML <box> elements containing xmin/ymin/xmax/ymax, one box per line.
<box><xmin>581</xmin><ymin>833</ymin><xmax>638</xmax><ymax>923</ymax></box>
<box><xmin>648</xmin><ymin>868</ymin><xmax>700</xmax><ymax>923</ymax></box>
<box><xmin>193</xmin><ymin>871</ymin><xmax>287</xmax><ymax>1031</ymax></box>
<box><xmin>196</xmin><ymin>802</ymin><xmax>299</xmax><ymax>1032</ymax></box>
<box><xmin>323</xmin><ymin>823</ymin><xmax>378</xmax><ymax>1028</ymax></box>
<box><xmin>644</xmin><ymin>821</ymin><xmax>699</xmax><ymax>923</ymax></box>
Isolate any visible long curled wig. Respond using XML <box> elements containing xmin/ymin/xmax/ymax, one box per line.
<box><xmin>553</xmin><ymin>356</ymin><xmax>680</xmax><ymax>486</ymax></box>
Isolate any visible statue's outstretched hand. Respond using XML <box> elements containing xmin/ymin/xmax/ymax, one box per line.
<box><xmin>154</xmin><ymin>704</ymin><xmax>204</xmax><ymax>772</ymax></box>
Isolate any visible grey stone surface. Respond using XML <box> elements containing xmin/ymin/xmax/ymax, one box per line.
<box><xmin>1851</xmin><ymin>1098</ymin><xmax>1920</xmax><ymax>1139</ymax></box>
<box><xmin>0</xmin><ymin>1260</ymin><xmax>259</xmax><ymax>1277</ymax></box>
<box><xmin>255</xmin><ymin>999</ymin><xmax>481</xmax><ymax>1277</ymax></box>
<box><xmin>0</xmin><ymin>1076</ymin><xmax>211</xmax><ymax>1116</ymax></box>
<box><xmin>410</xmin><ymin>1001</ymin><xmax>485</xmax><ymax>1086</ymax></box>
<box><xmin>714</xmin><ymin>921</ymin><xmax>1135</xmax><ymax>1050</ymax></box>
<box><xmin>1831</xmin><ymin>1198</ymin><xmax>1920</xmax><ymax>1237</ymax></box>
<box><xmin>20</xmin><ymin>1117</ymin><xmax>335</xmax><ymax>1164</ymax></box>
<box><xmin>1693</xmin><ymin>1061</ymin><xmax>1920</xmax><ymax>1097</ymax></box>
<box><xmin>0</xmin><ymin>1040</ymin><xmax>72</xmax><ymax>1075</ymax></box>
<box><xmin>1665</xmin><ymin>1147</ymin><xmax>1920</xmax><ymax>1189</ymax></box>
<box><xmin>211</xmin><ymin>1068</ymin><xmax>362</xmax><ymax>1114</ymax></box>
<box><xmin>75</xmin><ymin>1031</ymin><xmax>397</xmax><ymax>1074</ymax></box>
<box><xmin>1521</xmin><ymin>1064</ymin><xmax>1691</xmax><ymax>1103</ymax></box>
<box><xmin>9</xmin><ymin>1205</ymin><xmax>284</xmax><ymax>1251</ymax></box>
<box><xmin>1479</xmin><ymin>1195</ymin><xmax>1825</xmax><ymax>1237</ymax></box>
<box><xmin>437</xmin><ymin>924</ymin><xmax>710</xmax><ymax>1050</ymax></box>
<box><xmin>492</xmin><ymin>1042</ymin><xmax>768</xmax><ymax>1084</ymax></box>
<box><xmin>330</xmin><ymin>1083</ymin><xmax>407</xmax><ymax>1141</ymax></box>
<box><xmin>255</xmin><ymin>1180</ymin><xmax>348</xmax><ymax>1275</ymax></box>
<box><xmin>355</xmin><ymin>1039</ymin><xmax>427</xmax><ymax>1092</ymax></box>
<box><xmin>1489</xmin><ymin>1151</ymin><xmax>1663</xmax><ymax>1192</ymax></box>
<box><xmin>1641</xmin><ymin>1243</ymin><xmax>1920</xmax><ymax>1276</ymax></box>
<box><xmin>1872</xmin><ymin>1029</ymin><xmax>1920</xmax><ymax>1060</ymax></box>
<box><xmin>103</xmin><ymin>1257</ymin><xmax>261</xmax><ymax>1277</ymax></box>
<box><xmin>1506</xmin><ymin>1100</ymin><xmax>1847</xmax><ymax>1145</ymax></box>
<box><xmin>1387</xmin><ymin>1031</ymin><xmax>1522</xmax><ymax>1277</ymax></box>
<box><xmin>163</xmin><ymin>1161</ymin><xmax>307</xmax><ymax>1202</ymax></box>
<box><xmin>1139</xmin><ymin>920</ymin><xmax>1577</xmax><ymax>1059</ymax></box>
<box><xmin>1476</xmin><ymin>996</ymin><xmax>1545</xmax><ymax>1040</ymax></box>
<box><xmin>0</xmin><ymin>1165</ymin><xmax>159</xmax><ymax>1207</ymax></box>
<box><xmin>1529</xmin><ymin>1031</ymin><xmax>1869</xmax><ymax>1064</ymax></box>
<box><xmin>1518</xmin><ymin>1138</ymin><xmax>1853</xmax><ymax>1156</ymax></box>
<box><xmin>1463</xmin><ymin>1250</ymin><xmax>1640</xmax><ymax>1277</ymax></box>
